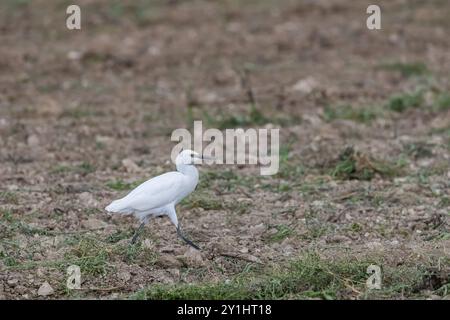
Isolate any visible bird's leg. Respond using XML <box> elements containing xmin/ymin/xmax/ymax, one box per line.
<box><xmin>167</xmin><ymin>207</ymin><xmax>200</xmax><ymax>250</ymax></box>
<box><xmin>130</xmin><ymin>221</ymin><xmax>146</xmax><ymax>244</ymax></box>
<box><xmin>177</xmin><ymin>225</ymin><xmax>201</xmax><ymax>250</ymax></box>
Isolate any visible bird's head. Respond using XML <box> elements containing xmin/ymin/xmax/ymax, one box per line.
<box><xmin>176</xmin><ymin>149</ymin><xmax>207</xmax><ymax>166</ymax></box>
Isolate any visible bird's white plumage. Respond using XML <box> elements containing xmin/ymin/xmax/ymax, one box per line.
<box><xmin>105</xmin><ymin>150</ymin><xmax>201</xmax><ymax>226</ymax></box>
<box><xmin>107</xmin><ymin>172</ymin><xmax>187</xmax><ymax>212</ymax></box>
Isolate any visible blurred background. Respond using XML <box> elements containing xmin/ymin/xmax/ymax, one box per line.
<box><xmin>0</xmin><ymin>0</ymin><xmax>449</xmax><ymax>299</ymax></box>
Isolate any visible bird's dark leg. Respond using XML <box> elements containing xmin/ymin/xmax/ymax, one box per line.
<box><xmin>130</xmin><ymin>221</ymin><xmax>146</xmax><ymax>244</ymax></box>
<box><xmin>177</xmin><ymin>225</ymin><xmax>201</xmax><ymax>250</ymax></box>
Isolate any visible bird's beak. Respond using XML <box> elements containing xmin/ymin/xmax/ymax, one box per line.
<box><xmin>195</xmin><ymin>154</ymin><xmax>215</xmax><ymax>165</ymax></box>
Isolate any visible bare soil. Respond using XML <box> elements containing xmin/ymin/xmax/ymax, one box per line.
<box><xmin>0</xmin><ymin>0</ymin><xmax>449</xmax><ymax>299</ymax></box>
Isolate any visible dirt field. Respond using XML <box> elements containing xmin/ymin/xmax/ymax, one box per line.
<box><xmin>0</xmin><ymin>0</ymin><xmax>449</xmax><ymax>299</ymax></box>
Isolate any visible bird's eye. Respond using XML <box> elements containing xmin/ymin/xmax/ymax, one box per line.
<box><xmin>190</xmin><ymin>154</ymin><xmax>195</xmax><ymax>158</ymax></box>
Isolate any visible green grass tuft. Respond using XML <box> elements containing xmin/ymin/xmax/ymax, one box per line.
<box><xmin>202</xmin><ymin>105</ymin><xmax>299</xmax><ymax>130</ymax></box>
<box><xmin>267</xmin><ymin>224</ymin><xmax>294</xmax><ymax>243</ymax></box>
<box><xmin>330</xmin><ymin>147</ymin><xmax>404</xmax><ymax>180</ymax></box>
<box><xmin>323</xmin><ymin>105</ymin><xmax>379</xmax><ymax>123</ymax></box>
<box><xmin>0</xmin><ymin>191</ymin><xmax>19</xmax><ymax>204</ymax></box>
<box><xmin>403</xmin><ymin>142</ymin><xmax>433</xmax><ymax>159</ymax></box>
<box><xmin>433</xmin><ymin>92</ymin><xmax>450</xmax><ymax>111</ymax></box>
<box><xmin>387</xmin><ymin>91</ymin><xmax>424</xmax><ymax>113</ymax></box>
<box><xmin>131</xmin><ymin>253</ymin><xmax>446</xmax><ymax>300</ymax></box>
<box><xmin>380</xmin><ymin>62</ymin><xmax>429</xmax><ymax>78</ymax></box>
<box><xmin>64</xmin><ymin>238</ymin><xmax>113</xmax><ymax>276</ymax></box>
<box><xmin>181</xmin><ymin>195</ymin><xmax>224</xmax><ymax>211</ymax></box>
<box><xmin>438</xmin><ymin>196</ymin><xmax>449</xmax><ymax>209</ymax></box>
<box><xmin>106</xmin><ymin>179</ymin><xmax>143</xmax><ymax>191</ymax></box>
<box><xmin>204</xmin><ymin>105</ymin><xmax>269</xmax><ymax>129</ymax></box>
<box><xmin>52</xmin><ymin>162</ymin><xmax>95</xmax><ymax>175</ymax></box>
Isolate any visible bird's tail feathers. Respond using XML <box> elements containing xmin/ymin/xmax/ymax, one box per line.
<box><xmin>105</xmin><ymin>199</ymin><xmax>133</xmax><ymax>215</ymax></box>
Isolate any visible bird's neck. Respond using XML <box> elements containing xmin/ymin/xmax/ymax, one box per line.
<box><xmin>177</xmin><ymin>164</ymin><xmax>199</xmax><ymax>181</ymax></box>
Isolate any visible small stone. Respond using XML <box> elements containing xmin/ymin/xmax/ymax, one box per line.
<box><xmin>388</xmin><ymin>33</ymin><xmax>400</xmax><ymax>44</ymax></box>
<box><xmin>36</xmin><ymin>268</ymin><xmax>46</xmax><ymax>277</ymax></box>
<box><xmin>167</xmin><ymin>268</ymin><xmax>180</xmax><ymax>278</ymax></box>
<box><xmin>141</xmin><ymin>239</ymin><xmax>154</xmax><ymax>250</ymax></box>
<box><xmin>15</xmin><ymin>285</ymin><xmax>27</xmax><ymax>295</ymax></box>
<box><xmin>36</xmin><ymin>96</ymin><xmax>62</xmax><ymax>117</ymax></box>
<box><xmin>157</xmin><ymin>254</ymin><xmax>183</xmax><ymax>268</ymax></box>
<box><xmin>239</xmin><ymin>247</ymin><xmax>249</xmax><ymax>254</ymax></box>
<box><xmin>34</xmin><ymin>253</ymin><xmax>43</xmax><ymax>260</ymax></box>
<box><xmin>312</xmin><ymin>200</ymin><xmax>325</xmax><ymax>208</ymax></box>
<box><xmin>118</xmin><ymin>271</ymin><xmax>131</xmax><ymax>282</ymax></box>
<box><xmin>67</xmin><ymin>50</ymin><xmax>82</xmax><ymax>60</ymax></box>
<box><xmin>38</xmin><ymin>282</ymin><xmax>54</xmax><ymax>296</ymax></box>
<box><xmin>78</xmin><ymin>192</ymin><xmax>99</xmax><ymax>207</ymax></box>
<box><xmin>326</xmin><ymin>235</ymin><xmax>349</xmax><ymax>243</ymax></box>
<box><xmin>249</xmin><ymin>223</ymin><xmax>266</xmax><ymax>236</ymax></box>
<box><xmin>0</xmin><ymin>118</ymin><xmax>8</xmax><ymax>128</ymax></box>
<box><xmin>7</xmin><ymin>184</ymin><xmax>19</xmax><ymax>191</ymax></box>
<box><xmin>147</xmin><ymin>45</ymin><xmax>161</xmax><ymax>57</ymax></box>
<box><xmin>194</xmin><ymin>89</ymin><xmax>219</xmax><ymax>104</ymax></box>
<box><xmin>110</xmin><ymin>293</ymin><xmax>119</xmax><ymax>299</ymax></box>
<box><xmin>7</xmin><ymin>278</ymin><xmax>18</xmax><ymax>287</ymax></box>
<box><xmin>95</xmin><ymin>135</ymin><xmax>114</xmax><ymax>146</ymax></box>
<box><xmin>244</xmin><ymin>254</ymin><xmax>261</xmax><ymax>264</ymax></box>
<box><xmin>122</xmin><ymin>159</ymin><xmax>140</xmax><ymax>173</ymax></box>
<box><xmin>290</xmin><ymin>77</ymin><xmax>318</xmax><ymax>94</ymax></box>
<box><xmin>281</xmin><ymin>243</ymin><xmax>294</xmax><ymax>256</ymax></box>
<box><xmin>181</xmin><ymin>247</ymin><xmax>205</xmax><ymax>267</ymax></box>
<box><xmin>27</xmin><ymin>135</ymin><xmax>40</xmax><ymax>147</ymax></box>
<box><xmin>81</xmin><ymin>218</ymin><xmax>108</xmax><ymax>230</ymax></box>
<box><xmin>366</xmin><ymin>241</ymin><xmax>382</xmax><ymax>249</ymax></box>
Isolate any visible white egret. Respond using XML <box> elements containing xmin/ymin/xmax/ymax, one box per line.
<box><xmin>105</xmin><ymin>149</ymin><xmax>212</xmax><ymax>250</ymax></box>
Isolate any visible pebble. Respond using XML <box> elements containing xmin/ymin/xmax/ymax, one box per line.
<box><xmin>157</xmin><ymin>254</ymin><xmax>183</xmax><ymax>268</ymax></box>
<box><xmin>141</xmin><ymin>239</ymin><xmax>154</xmax><ymax>250</ymax></box>
<box><xmin>290</xmin><ymin>77</ymin><xmax>318</xmax><ymax>94</ymax></box>
<box><xmin>37</xmin><ymin>282</ymin><xmax>54</xmax><ymax>297</ymax></box>
<box><xmin>81</xmin><ymin>218</ymin><xmax>108</xmax><ymax>230</ymax></box>
<box><xmin>118</xmin><ymin>271</ymin><xmax>131</xmax><ymax>282</ymax></box>
<box><xmin>7</xmin><ymin>278</ymin><xmax>18</xmax><ymax>287</ymax></box>
<box><xmin>122</xmin><ymin>158</ymin><xmax>140</xmax><ymax>173</ymax></box>
<box><xmin>249</xmin><ymin>223</ymin><xmax>266</xmax><ymax>236</ymax></box>
<box><xmin>79</xmin><ymin>192</ymin><xmax>99</xmax><ymax>207</ymax></box>
<box><xmin>181</xmin><ymin>247</ymin><xmax>205</xmax><ymax>267</ymax></box>
<box><xmin>27</xmin><ymin>134</ymin><xmax>40</xmax><ymax>147</ymax></box>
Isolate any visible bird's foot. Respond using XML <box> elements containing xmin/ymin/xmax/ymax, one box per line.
<box><xmin>177</xmin><ymin>226</ymin><xmax>201</xmax><ymax>250</ymax></box>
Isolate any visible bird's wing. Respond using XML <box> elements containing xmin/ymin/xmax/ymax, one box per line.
<box><xmin>117</xmin><ymin>172</ymin><xmax>186</xmax><ymax>212</ymax></box>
